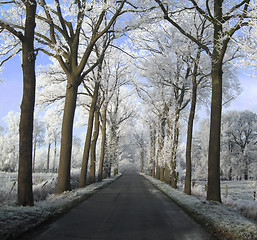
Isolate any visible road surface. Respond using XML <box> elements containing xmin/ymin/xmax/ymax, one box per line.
<box><xmin>22</xmin><ymin>172</ymin><xmax>213</xmax><ymax>240</ymax></box>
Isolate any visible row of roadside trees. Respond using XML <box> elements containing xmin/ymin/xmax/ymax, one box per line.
<box><xmin>127</xmin><ymin>0</ymin><xmax>256</xmax><ymax>202</ymax></box>
<box><xmin>0</xmin><ymin>0</ymin><xmax>256</xmax><ymax>206</ymax></box>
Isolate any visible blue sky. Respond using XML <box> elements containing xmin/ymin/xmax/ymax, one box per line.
<box><xmin>231</xmin><ymin>74</ymin><xmax>257</xmax><ymax>112</ymax></box>
<box><xmin>1</xmin><ymin>55</ymin><xmax>257</xmax><ymax>130</ymax></box>
<box><xmin>0</xmin><ymin>55</ymin><xmax>22</xmax><ymax>127</ymax></box>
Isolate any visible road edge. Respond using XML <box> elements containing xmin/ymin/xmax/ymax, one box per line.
<box><xmin>2</xmin><ymin>174</ymin><xmax>123</xmax><ymax>240</ymax></box>
<box><xmin>142</xmin><ymin>173</ymin><xmax>257</xmax><ymax>240</ymax></box>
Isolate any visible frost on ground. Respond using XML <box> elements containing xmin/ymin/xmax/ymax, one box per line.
<box><xmin>188</xmin><ymin>180</ymin><xmax>257</xmax><ymax>220</ymax></box>
<box><xmin>0</xmin><ymin>173</ymin><xmax>121</xmax><ymax>240</ymax></box>
<box><xmin>143</xmin><ymin>174</ymin><xmax>257</xmax><ymax>240</ymax></box>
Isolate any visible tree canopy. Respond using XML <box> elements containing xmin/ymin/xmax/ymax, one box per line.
<box><xmin>0</xmin><ymin>0</ymin><xmax>256</xmax><ymax>206</ymax></box>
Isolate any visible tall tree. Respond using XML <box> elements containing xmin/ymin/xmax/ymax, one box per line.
<box><xmin>130</xmin><ymin>24</ymin><xmax>193</xmax><ymax>186</ymax></box>
<box><xmin>79</xmin><ymin>37</ymin><xmax>109</xmax><ymax>187</ymax></box>
<box><xmin>79</xmin><ymin>80</ymin><xmax>100</xmax><ymax>187</ymax></box>
<box><xmin>184</xmin><ymin>17</ymin><xmax>211</xmax><ymax>195</ymax></box>
<box><xmin>11</xmin><ymin>0</ymin><xmax>126</xmax><ymax>193</ymax></box>
<box><xmin>88</xmin><ymin>105</ymin><xmax>101</xmax><ymax>184</ymax></box>
<box><xmin>155</xmin><ymin>0</ymin><xmax>251</xmax><ymax>202</ymax></box>
<box><xmin>105</xmin><ymin>87</ymin><xmax>135</xmax><ymax>176</ymax></box>
<box><xmin>98</xmin><ymin>100</ymin><xmax>107</xmax><ymax>181</ymax></box>
<box><xmin>97</xmin><ymin>47</ymin><xmax>133</xmax><ymax>181</ymax></box>
<box><xmin>0</xmin><ymin>0</ymin><xmax>37</xmax><ymax>206</ymax></box>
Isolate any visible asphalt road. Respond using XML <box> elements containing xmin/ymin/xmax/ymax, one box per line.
<box><xmin>24</xmin><ymin>172</ymin><xmax>212</xmax><ymax>240</ymax></box>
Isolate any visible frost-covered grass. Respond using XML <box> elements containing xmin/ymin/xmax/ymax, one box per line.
<box><xmin>182</xmin><ymin>180</ymin><xmax>257</xmax><ymax>220</ymax></box>
<box><xmin>189</xmin><ymin>180</ymin><xmax>256</xmax><ymax>201</ymax></box>
<box><xmin>0</xmin><ymin>171</ymin><xmax>121</xmax><ymax>240</ymax></box>
<box><xmin>143</xmin><ymin>174</ymin><xmax>257</xmax><ymax>240</ymax></box>
<box><xmin>1</xmin><ymin>171</ymin><xmax>256</xmax><ymax>240</ymax></box>
<box><xmin>0</xmin><ymin>169</ymin><xmax>82</xmax><ymax>204</ymax></box>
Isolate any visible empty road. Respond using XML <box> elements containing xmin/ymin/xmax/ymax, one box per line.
<box><xmin>23</xmin><ymin>172</ymin><xmax>213</xmax><ymax>240</ymax></box>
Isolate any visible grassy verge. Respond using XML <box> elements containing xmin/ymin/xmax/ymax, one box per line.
<box><xmin>0</xmin><ymin>174</ymin><xmax>122</xmax><ymax>240</ymax></box>
<box><xmin>143</xmin><ymin>174</ymin><xmax>257</xmax><ymax>240</ymax></box>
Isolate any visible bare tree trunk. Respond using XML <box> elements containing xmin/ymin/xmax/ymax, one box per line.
<box><xmin>150</xmin><ymin>126</ymin><xmax>156</xmax><ymax>178</ymax></box>
<box><xmin>171</xmin><ymin>110</ymin><xmax>180</xmax><ymax>189</ymax></box>
<box><xmin>53</xmin><ymin>138</ymin><xmax>57</xmax><ymax>170</ymax></box>
<box><xmin>56</xmin><ymin>80</ymin><xmax>78</xmax><ymax>194</ymax></box>
<box><xmin>47</xmin><ymin>143</ymin><xmax>51</xmax><ymax>172</ymax></box>
<box><xmin>160</xmin><ymin>166</ymin><xmax>164</xmax><ymax>181</ymax></box>
<box><xmin>140</xmin><ymin>150</ymin><xmax>145</xmax><ymax>173</ymax></box>
<box><xmin>154</xmin><ymin>0</ymin><xmax>249</xmax><ymax>203</ymax></box>
<box><xmin>89</xmin><ymin>108</ymin><xmax>100</xmax><ymax>184</ymax></box>
<box><xmin>107</xmin><ymin>162</ymin><xmax>112</xmax><ymax>178</ymax></box>
<box><xmin>184</xmin><ymin>50</ymin><xmax>200</xmax><ymax>194</ymax></box>
<box><xmin>152</xmin><ymin>127</ymin><xmax>156</xmax><ymax>178</ymax></box>
<box><xmin>156</xmin><ymin>160</ymin><xmax>160</xmax><ymax>179</ymax></box>
<box><xmin>98</xmin><ymin>104</ymin><xmax>107</xmax><ymax>182</ymax></box>
<box><xmin>244</xmin><ymin>156</ymin><xmax>248</xmax><ymax>180</ymax></box>
<box><xmin>156</xmin><ymin>112</ymin><xmax>166</xmax><ymax>180</ymax></box>
<box><xmin>18</xmin><ymin>0</ymin><xmax>37</xmax><ymax>206</ymax></box>
<box><xmin>32</xmin><ymin>138</ymin><xmax>36</xmax><ymax>172</ymax></box>
<box><xmin>207</xmin><ymin>0</ymin><xmax>223</xmax><ymax>203</ymax></box>
<box><xmin>79</xmin><ymin>82</ymin><xmax>99</xmax><ymax>187</ymax></box>
<box><xmin>184</xmin><ymin>83</ymin><xmax>197</xmax><ymax>195</ymax></box>
<box><xmin>207</xmin><ymin>61</ymin><xmax>222</xmax><ymax>202</ymax></box>
<box><xmin>164</xmin><ymin>163</ymin><xmax>170</xmax><ymax>184</ymax></box>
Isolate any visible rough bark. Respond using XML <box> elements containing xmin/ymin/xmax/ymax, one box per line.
<box><xmin>47</xmin><ymin>143</ymin><xmax>51</xmax><ymax>172</ymax></box>
<box><xmin>207</xmin><ymin>60</ymin><xmax>222</xmax><ymax>202</ymax></box>
<box><xmin>53</xmin><ymin>138</ymin><xmax>57</xmax><ymax>170</ymax></box>
<box><xmin>89</xmin><ymin>108</ymin><xmax>100</xmax><ymax>184</ymax></box>
<box><xmin>140</xmin><ymin>150</ymin><xmax>145</xmax><ymax>173</ymax></box>
<box><xmin>18</xmin><ymin>0</ymin><xmax>37</xmax><ymax>206</ymax></box>
<box><xmin>156</xmin><ymin>117</ymin><xmax>165</xmax><ymax>180</ymax></box>
<box><xmin>156</xmin><ymin>160</ymin><xmax>160</xmax><ymax>179</ymax></box>
<box><xmin>244</xmin><ymin>154</ymin><xmax>248</xmax><ymax>180</ymax></box>
<box><xmin>170</xmin><ymin>111</ymin><xmax>180</xmax><ymax>189</ymax></box>
<box><xmin>79</xmin><ymin>82</ymin><xmax>100</xmax><ymax>187</ymax></box>
<box><xmin>98</xmin><ymin>103</ymin><xmax>107</xmax><ymax>182</ymax></box>
<box><xmin>150</xmin><ymin>126</ymin><xmax>156</xmax><ymax>178</ymax></box>
<box><xmin>184</xmin><ymin>49</ymin><xmax>200</xmax><ymax>195</ymax></box>
<box><xmin>160</xmin><ymin>167</ymin><xmax>164</xmax><ymax>181</ymax></box>
<box><xmin>56</xmin><ymin>80</ymin><xmax>78</xmax><ymax>194</ymax></box>
<box><xmin>207</xmin><ymin>0</ymin><xmax>223</xmax><ymax>203</ymax></box>
<box><xmin>184</xmin><ymin>81</ymin><xmax>197</xmax><ymax>195</ymax></box>
<box><xmin>164</xmin><ymin>164</ymin><xmax>170</xmax><ymax>184</ymax></box>
<box><xmin>152</xmin><ymin>128</ymin><xmax>156</xmax><ymax>178</ymax></box>
<box><xmin>32</xmin><ymin>137</ymin><xmax>36</xmax><ymax>172</ymax></box>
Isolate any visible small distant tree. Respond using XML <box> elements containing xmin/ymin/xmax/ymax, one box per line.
<box><xmin>105</xmin><ymin>87</ymin><xmax>135</xmax><ymax>176</ymax></box>
<box><xmin>193</xmin><ymin>112</ymin><xmax>257</xmax><ymax>181</ymax></box>
<box><xmin>97</xmin><ymin>47</ymin><xmax>133</xmax><ymax>181</ymax></box>
<box><xmin>133</xmin><ymin>130</ymin><xmax>147</xmax><ymax>173</ymax></box>
<box><xmin>32</xmin><ymin>119</ymin><xmax>45</xmax><ymax>171</ymax></box>
<box><xmin>192</xmin><ymin>118</ymin><xmax>210</xmax><ymax>180</ymax></box>
<box><xmin>71</xmin><ymin>136</ymin><xmax>83</xmax><ymax>169</ymax></box>
<box><xmin>43</xmin><ymin>107</ymin><xmax>62</xmax><ymax>171</ymax></box>
<box><xmin>221</xmin><ymin>110</ymin><xmax>257</xmax><ymax>180</ymax></box>
<box><xmin>0</xmin><ymin>112</ymin><xmax>20</xmax><ymax>172</ymax></box>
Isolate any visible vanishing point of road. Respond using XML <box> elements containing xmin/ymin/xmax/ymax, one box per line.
<box><xmin>22</xmin><ymin>172</ymin><xmax>213</xmax><ymax>240</ymax></box>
